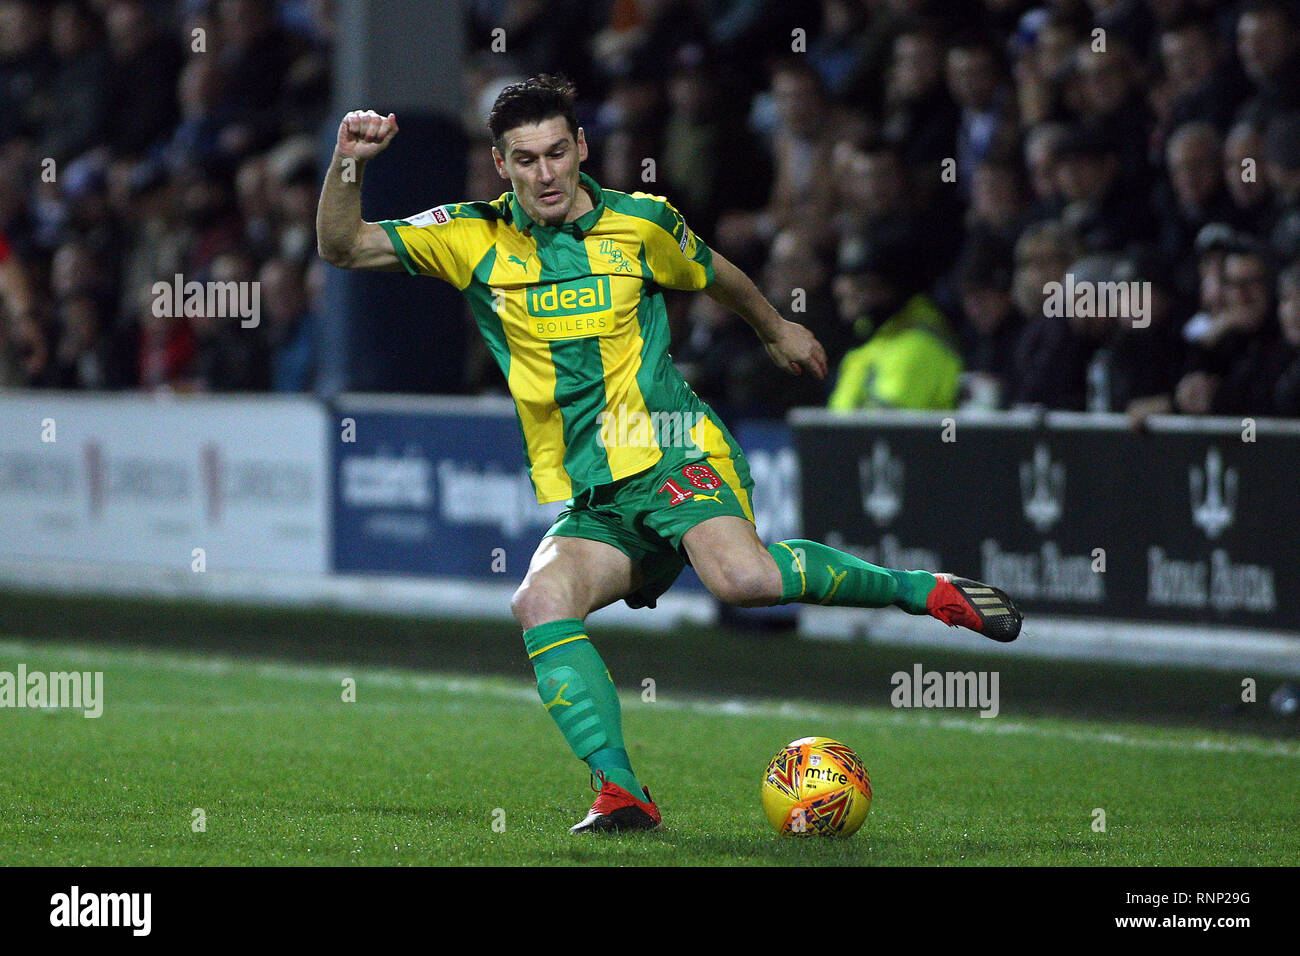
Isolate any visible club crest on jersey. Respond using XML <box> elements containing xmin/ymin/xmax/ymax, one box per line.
<box><xmin>599</xmin><ymin>239</ymin><xmax>636</xmax><ymax>274</ymax></box>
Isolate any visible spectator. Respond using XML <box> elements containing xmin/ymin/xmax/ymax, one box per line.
<box><xmin>1051</xmin><ymin>125</ymin><xmax>1152</xmax><ymax>252</ymax></box>
<box><xmin>1223</xmin><ymin>118</ymin><xmax>1273</xmax><ymax>235</ymax></box>
<box><xmin>673</xmin><ymin>292</ymin><xmax>754</xmax><ymax>417</ymax></box>
<box><xmin>190</xmin><ymin>250</ymin><xmax>269</xmax><ymax>392</ymax></box>
<box><xmin>1264</xmin><ymin>112</ymin><xmax>1300</xmax><ymax>263</ymax></box>
<box><xmin>1083</xmin><ymin>249</ymin><xmax>1187</xmax><ymax>421</ymax></box>
<box><xmin>49</xmin><ymin>293</ymin><xmax>115</xmax><ymax>389</ymax></box>
<box><xmin>212</xmin><ymin>0</ymin><xmax>297</xmax><ymax>153</ymax></box>
<box><xmin>103</xmin><ymin>0</ymin><xmax>183</xmax><ymax>160</ymax></box>
<box><xmin>1064</xmin><ymin>39</ymin><xmax>1151</xmax><ymax>185</ymax></box>
<box><xmin>1155</xmin><ymin>122</ymin><xmax>1236</xmax><ymax>265</ymax></box>
<box><xmin>1158</xmin><ymin>14</ymin><xmax>1243</xmax><ymax>136</ymax></box>
<box><xmin>1274</xmin><ymin>259</ymin><xmax>1300</xmax><ymax>415</ymax></box>
<box><xmin>1009</xmin><ymin>219</ymin><xmax>1090</xmax><ymax>409</ymax></box>
<box><xmin>827</xmin><ymin>239</ymin><xmax>962</xmax><ymax>412</ymax></box>
<box><xmin>258</xmin><ymin>256</ymin><xmax>316</xmax><ymax>392</ymax></box>
<box><xmin>954</xmin><ymin>239</ymin><xmax>1025</xmax><ymax>410</ymax></box>
<box><xmin>1013</xmin><ymin>8</ymin><xmax>1088</xmax><ymax>126</ymax></box>
<box><xmin>946</xmin><ymin>32</ymin><xmax>1020</xmax><ymax>200</ymax></box>
<box><xmin>1176</xmin><ymin>239</ymin><xmax>1287</xmax><ymax>414</ymax></box>
<box><xmin>1235</xmin><ymin>0</ymin><xmax>1300</xmax><ymax>125</ymax></box>
<box><xmin>882</xmin><ymin>20</ymin><xmax>960</xmax><ymax>169</ymax></box>
<box><xmin>0</xmin><ymin>0</ymin><xmax>53</xmax><ymax>150</ymax></box>
<box><xmin>267</xmin><ymin>146</ymin><xmax>319</xmax><ymax>263</ymax></box>
<box><xmin>1023</xmin><ymin>121</ymin><xmax>1070</xmax><ymax>218</ymax></box>
<box><xmin>37</xmin><ymin>0</ymin><xmax>109</xmax><ymax>166</ymax></box>
<box><xmin>966</xmin><ymin>156</ymin><xmax>1031</xmax><ymax>249</ymax></box>
<box><xmin>1181</xmin><ymin>221</ymin><xmax>1237</xmax><ymax>346</ymax></box>
<box><xmin>716</xmin><ymin>59</ymin><xmax>839</xmax><ymax>262</ymax></box>
<box><xmin>724</xmin><ymin>229</ymin><xmax>837</xmax><ymax>417</ymax></box>
<box><xmin>660</xmin><ymin>49</ymin><xmax>768</xmax><ymax>239</ymax></box>
<box><xmin>1087</xmin><ymin>0</ymin><xmax>1154</xmax><ymax>57</ymax></box>
<box><xmin>808</xmin><ymin>0</ymin><xmax>871</xmax><ymax>100</ymax></box>
<box><xmin>166</xmin><ymin>54</ymin><xmax>240</xmax><ymax>175</ymax></box>
<box><xmin>134</xmin><ymin>281</ymin><xmax>195</xmax><ymax>392</ymax></box>
<box><xmin>830</xmin><ymin>137</ymin><xmax>934</xmax><ymax>271</ymax></box>
<box><xmin>0</xmin><ymin>226</ymin><xmax>45</xmax><ymax>386</ymax></box>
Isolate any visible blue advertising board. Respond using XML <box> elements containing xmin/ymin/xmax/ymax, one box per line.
<box><xmin>724</xmin><ymin>419</ymin><xmax>801</xmax><ymax>624</ymax></box>
<box><xmin>330</xmin><ymin>398</ymin><xmax>798</xmax><ymax>620</ymax></box>
<box><xmin>332</xmin><ymin>396</ymin><xmax>562</xmax><ymax>578</ymax></box>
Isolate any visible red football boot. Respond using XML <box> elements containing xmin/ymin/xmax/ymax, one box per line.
<box><xmin>570</xmin><ymin>773</ymin><xmax>662</xmax><ymax>834</ymax></box>
<box><xmin>925</xmin><ymin>573</ymin><xmax>1023</xmax><ymax>643</ymax></box>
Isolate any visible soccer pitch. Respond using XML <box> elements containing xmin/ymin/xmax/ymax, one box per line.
<box><xmin>1</xmin><ymin>630</ymin><xmax>1296</xmax><ymax>867</ymax></box>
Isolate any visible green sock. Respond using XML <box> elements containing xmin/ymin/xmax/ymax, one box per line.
<box><xmin>523</xmin><ymin>619</ymin><xmax>644</xmax><ymax>797</ymax></box>
<box><xmin>767</xmin><ymin>539</ymin><xmax>936</xmax><ymax>614</ymax></box>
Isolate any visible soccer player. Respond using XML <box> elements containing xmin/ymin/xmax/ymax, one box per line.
<box><xmin>317</xmin><ymin>75</ymin><xmax>1022</xmax><ymax>834</ymax></box>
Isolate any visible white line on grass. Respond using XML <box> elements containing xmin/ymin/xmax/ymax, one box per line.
<box><xmin>4</xmin><ymin>640</ymin><xmax>1297</xmax><ymax>761</ymax></box>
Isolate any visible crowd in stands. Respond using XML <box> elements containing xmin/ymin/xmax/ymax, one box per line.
<box><xmin>468</xmin><ymin>0</ymin><xmax>1300</xmax><ymax>420</ymax></box>
<box><xmin>0</xmin><ymin>0</ymin><xmax>331</xmax><ymax>392</ymax></box>
<box><xmin>4</xmin><ymin>0</ymin><xmax>1300</xmax><ymax>421</ymax></box>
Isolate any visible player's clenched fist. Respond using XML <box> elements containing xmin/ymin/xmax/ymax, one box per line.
<box><xmin>336</xmin><ymin>110</ymin><xmax>399</xmax><ymax>161</ymax></box>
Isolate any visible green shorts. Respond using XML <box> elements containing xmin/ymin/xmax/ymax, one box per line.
<box><xmin>545</xmin><ymin>417</ymin><xmax>756</xmax><ymax>608</ymax></box>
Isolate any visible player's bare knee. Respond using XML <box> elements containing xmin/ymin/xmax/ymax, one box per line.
<box><xmin>706</xmin><ymin>563</ymin><xmax>781</xmax><ymax>608</ymax></box>
<box><xmin>510</xmin><ymin>582</ymin><xmax>571</xmax><ymax>630</ymax></box>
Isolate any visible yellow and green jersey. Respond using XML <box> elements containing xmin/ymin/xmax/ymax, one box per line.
<box><xmin>380</xmin><ymin>172</ymin><xmax>719</xmax><ymax>503</ymax></box>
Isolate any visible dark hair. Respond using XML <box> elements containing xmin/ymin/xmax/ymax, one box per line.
<box><xmin>487</xmin><ymin>73</ymin><xmax>579</xmax><ymax>148</ymax></box>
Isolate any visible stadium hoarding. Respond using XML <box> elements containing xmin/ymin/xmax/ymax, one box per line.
<box><xmin>790</xmin><ymin>410</ymin><xmax>1300</xmax><ymax>634</ymax></box>
<box><xmin>331</xmin><ymin>394</ymin><xmax>560</xmax><ymax>577</ymax></box>
<box><xmin>330</xmin><ymin>395</ymin><xmax>799</xmax><ymax>594</ymax></box>
<box><xmin>725</xmin><ymin>419</ymin><xmax>800</xmax><ymax>624</ymax></box>
<box><xmin>0</xmin><ymin>392</ymin><xmax>331</xmax><ymax>573</ymax></box>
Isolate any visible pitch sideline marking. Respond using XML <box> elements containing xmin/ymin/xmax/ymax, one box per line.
<box><xmin>3</xmin><ymin>639</ymin><xmax>1297</xmax><ymax>761</ymax></box>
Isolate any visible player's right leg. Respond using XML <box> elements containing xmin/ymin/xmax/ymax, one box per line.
<box><xmin>512</xmin><ymin>534</ymin><xmax>661</xmax><ymax>833</ymax></box>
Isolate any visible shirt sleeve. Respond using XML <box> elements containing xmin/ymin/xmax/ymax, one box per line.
<box><xmin>377</xmin><ymin>206</ymin><xmax>476</xmax><ymax>288</ymax></box>
<box><xmin>639</xmin><ymin>199</ymin><xmax>715</xmax><ymax>291</ymax></box>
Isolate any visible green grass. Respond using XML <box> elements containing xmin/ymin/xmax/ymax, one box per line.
<box><xmin>1</xmin><ymin>638</ymin><xmax>1296</xmax><ymax>866</ymax></box>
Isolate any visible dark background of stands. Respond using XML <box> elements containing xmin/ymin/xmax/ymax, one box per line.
<box><xmin>2</xmin><ymin>0</ymin><xmax>1300</xmax><ymax>422</ymax></box>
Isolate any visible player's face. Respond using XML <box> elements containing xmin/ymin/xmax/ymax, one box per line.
<box><xmin>493</xmin><ymin>117</ymin><xmax>588</xmax><ymax>227</ymax></box>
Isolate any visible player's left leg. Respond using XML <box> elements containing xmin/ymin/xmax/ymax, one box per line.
<box><xmin>682</xmin><ymin>517</ymin><xmax>1022</xmax><ymax>642</ymax></box>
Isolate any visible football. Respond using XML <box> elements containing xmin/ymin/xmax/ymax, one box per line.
<box><xmin>761</xmin><ymin>736</ymin><xmax>873</xmax><ymax>837</ymax></box>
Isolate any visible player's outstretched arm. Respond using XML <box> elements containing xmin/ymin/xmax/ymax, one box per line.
<box><xmin>705</xmin><ymin>250</ymin><xmax>828</xmax><ymax>380</ymax></box>
<box><xmin>317</xmin><ymin>110</ymin><xmax>405</xmax><ymax>271</ymax></box>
